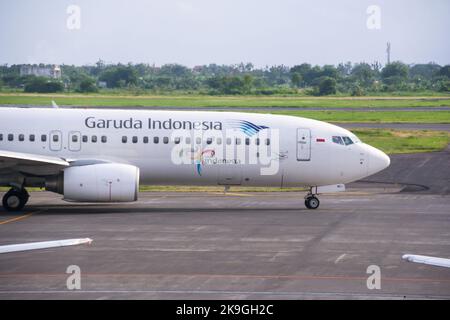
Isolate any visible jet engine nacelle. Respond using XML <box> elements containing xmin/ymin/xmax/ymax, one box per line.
<box><xmin>47</xmin><ymin>163</ymin><xmax>140</xmax><ymax>202</ymax></box>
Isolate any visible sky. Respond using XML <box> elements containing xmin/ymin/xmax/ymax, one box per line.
<box><xmin>0</xmin><ymin>0</ymin><xmax>449</xmax><ymax>67</ymax></box>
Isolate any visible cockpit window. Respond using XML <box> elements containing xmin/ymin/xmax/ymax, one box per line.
<box><xmin>332</xmin><ymin>136</ymin><xmax>344</xmax><ymax>145</ymax></box>
<box><xmin>342</xmin><ymin>136</ymin><xmax>354</xmax><ymax>145</ymax></box>
<box><xmin>332</xmin><ymin>136</ymin><xmax>355</xmax><ymax>146</ymax></box>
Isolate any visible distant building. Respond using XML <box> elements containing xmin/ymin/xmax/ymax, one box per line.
<box><xmin>20</xmin><ymin>65</ymin><xmax>62</xmax><ymax>79</ymax></box>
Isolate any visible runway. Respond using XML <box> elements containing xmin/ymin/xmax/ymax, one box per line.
<box><xmin>0</xmin><ymin>190</ymin><xmax>449</xmax><ymax>300</ymax></box>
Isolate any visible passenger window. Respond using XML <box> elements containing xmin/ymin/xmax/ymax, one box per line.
<box><xmin>245</xmin><ymin>138</ymin><xmax>250</xmax><ymax>146</ymax></box>
<box><xmin>342</xmin><ymin>136</ymin><xmax>354</xmax><ymax>146</ymax></box>
<box><xmin>185</xmin><ymin>137</ymin><xmax>191</xmax><ymax>144</ymax></box>
<box><xmin>41</xmin><ymin>134</ymin><xmax>47</xmax><ymax>142</ymax></box>
<box><xmin>101</xmin><ymin>136</ymin><xmax>107</xmax><ymax>143</ymax></box>
<box><xmin>122</xmin><ymin>136</ymin><xmax>127</xmax><ymax>143</ymax></box>
<box><xmin>132</xmin><ymin>136</ymin><xmax>138</xmax><ymax>143</ymax></box>
<box><xmin>91</xmin><ymin>136</ymin><xmax>97</xmax><ymax>143</ymax></box>
<box><xmin>8</xmin><ymin>134</ymin><xmax>13</xmax><ymax>141</ymax></box>
<box><xmin>265</xmin><ymin>138</ymin><xmax>270</xmax><ymax>146</ymax></box>
<box><xmin>216</xmin><ymin>137</ymin><xmax>222</xmax><ymax>145</ymax></box>
<box><xmin>153</xmin><ymin>137</ymin><xmax>159</xmax><ymax>144</ymax></box>
<box><xmin>19</xmin><ymin>134</ymin><xmax>24</xmax><ymax>141</ymax></box>
<box><xmin>72</xmin><ymin>135</ymin><xmax>78</xmax><ymax>143</ymax></box>
<box><xmin>196</xmin><ymin>137</ymin><xmax>201</xmax><ymax>145</ymax></box>
<box><xmin>174</xmin><ymin>137</ymin><xmax>181</xmax><ymax>144</ymax></box>
<box><xmin>163</xmin><ymin>137</ymin><xmax>169</xmax><ymax>144</ymax></box>
<box><xmin>226</xmin><ymin>138</ymin><xmax>232</xmax><ymax>145</ymax></box>
<box><xmin>29</xmin><ymin>134</ymin><xmax>35</xmax><ymax>142</ymax></box>
<box><xmin>143</xmin><ymin>137</ymin><xmax>149</xmax><ymax>144</ymax></box>
<box><xmin>82</xmin><ymin>135</ymin><xmax>88</xmax><ymax>143</ymax></box>
<box><xmin>332</xmin><ymin>136</ymin><xmax>344</xmax><ymax>145</ymax></box>
<box><xmin>206</xmin><ymin>137</ymin><xmax>213</xmax><ymax>145</ymax></box>
<box><xmin>53</xmin><ymin>135</ymin><xmax>59</xmax><ymax>142</ymax></box>
<box><xmin>256</xmin><ymin>138</ymin><xmax>260</xmax><ymax>146</ymax></box>
<box><xmin>0</xmin><ymin>134</ymin><xmax>3</xmax><ymax>141</ymax></box>
<box><xmin>236</xmin><ymin>138</ymin><xmax>241</xmax><ymax>145</ymax></box>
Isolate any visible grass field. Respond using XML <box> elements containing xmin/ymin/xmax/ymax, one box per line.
<box><xmin>354</xmin><ymin>129</ymin><xmax>450</xmax><ymax>154</ymax></box>
<box><xmin>1</xmin><ymin>93</ymin><xmax>450</xmax><ymax>123</ymax></box>
<box><xmin>0</xmin><ymin>93</ymin><xmax>450</xmax><ymax>108</ymax></box>
<box><xmin>267</xmin><ymin>110</ymin><xmax>450</xmax><ymax>123</ymax></box>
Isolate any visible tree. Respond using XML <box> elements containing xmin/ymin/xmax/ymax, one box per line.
<box><xmin>337</xmin><ymin>62</ymin><xmax>353</xmax><ymax>77</ymax></box>
<box><xmin>99</xmin><ymin>65</ymin><xmax>138</xmax><ymax>88</ymax></box>
<box><xmin>290</xmin><ymin>64</ymin><xmax>311</xmax><ymax>87</ymax></box>
<box><xmin>321</xmin><ymin>65</ymin><xmax>338</xmax><ymax>79</ymax></box>
<box><xmin>381</xmin><ymin>62</ymin><xmax>408</xmax><ymax>84</ymax></box>
<box><xmin>317</xmin><ymin>77</ymin><xmax>337</xmax><ymax>96</ymax></box>
<box><xmin>409</xmin><ymin>63</ymin><xmax>441</xmax><ymax>80</ymax></box>
<box><xmin>351</xmin><ymin>63</ymin><xmax>375</xmax><ymax>87</ymax></box>
<box><xmin>291</xmin><ymin>73</ymin><xmax>302</xmax><ymax>88</ymax></box>
<box><xmin>77</xmin><ymin>77</ymin><xmax>98</xmax><ymax>93</ymax></box>
<box><xmin>437</xmin><ymin>65</ymin><xmax>450</xmax><ymax>78</ymax></box>
<box><xmin>24</xmin><ymin>77</ymin><xmax>64</xmax><ymax>93</ymax></box>
<box><xmin>242</xmin><ymin>75</ymin><xmax>253</xmax><ymax>94</ymax></box>
<box><xmin>206</xmin><ymin>76</ymin><xmax>246</xmax><ymax>95</ymax></box>
<box><xmin>290</xmin><ymin>63</ymin><xmax>311</xmax><ymax>77</ymax></box>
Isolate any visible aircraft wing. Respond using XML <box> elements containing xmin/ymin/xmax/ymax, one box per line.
<box><xmin>402</xmin><ymin>254</ymin><xmax>450</xmax><ymax>268</ymax></box>
<box><xmin>0</xmin><ymin>149</ymin><xmax>69</xmax><ymax>176</ymax></box>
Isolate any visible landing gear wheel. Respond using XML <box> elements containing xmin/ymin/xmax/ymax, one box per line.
<box><xmin>305</xmin><ymin>196</ymin><xmax>320</xmax><ymax>210</ymax></box>
<box><xmin>304</xmin><ymin>199</ymin><xmax>311</xmax><ymax>209</ymax></box>
<box><xmin>2</xmin><ymin>189</ymin><xmax>28</xmax><ymax>212</ymax></box>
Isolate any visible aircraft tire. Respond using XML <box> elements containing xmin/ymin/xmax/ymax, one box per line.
<box><xmin>2</xmin><ymin>189</ymin><xmax>28</xmax><ymax>212</ymax></box>
<box><xmin>305</xmin><ymin>196</ymin><xmax>320</xmax><ymax>209</ymax></box>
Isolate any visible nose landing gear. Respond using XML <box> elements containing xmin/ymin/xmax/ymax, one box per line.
<box><xmin>304</xmin><ymin>188</ymin><xmax>320</xmax><ymax>210</ymax></box>
<box><xmin>2</xmin><ymin>188</ymin><xmax>29</xmax><ymax>212</ymax></box>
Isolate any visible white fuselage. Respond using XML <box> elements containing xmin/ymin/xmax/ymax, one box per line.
<box><xmin>0</xmin><ymin>107</ymin><xmax>390</xmax><ymax>188</ymax></box>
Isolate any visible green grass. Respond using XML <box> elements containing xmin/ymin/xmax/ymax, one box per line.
<box><xmin>353</xmin><ymin>129</ymin><xmax>450</xmax><ymax>154</ymax></box>
<box><xmin>2</xmin><ymin>93</ymin><xmax>450</xmax><ymax>123</ymax></box>
<box><xmin>268</xmin><ymin>110</ymin><xmax>450</xmax><ymax>123</ymax></box>
<box><xmin>0</xmin><ymin>93</ymin><xmax>450</xmax><ymax>108</ymax></box>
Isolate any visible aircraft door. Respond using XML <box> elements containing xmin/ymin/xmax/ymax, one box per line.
<box><xmin>68</xmin><ymin>131</ymin><xmax>81</xmax><ymax>152</ymax></box>
<box><xmin>296</xmin><ymin>128</ymin><xmax>311</xmax><ymax>161</ymax></box>
<box><xmin>49</xmin><ymin>130</ymin><xmax>63</xmax><ymax>151</ymax></box>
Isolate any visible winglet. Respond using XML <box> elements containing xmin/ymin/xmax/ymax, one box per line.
<box><xmin>51</xmin><ymin>100</ymin><xmax>59</xmax><ymax>109</ymax></box>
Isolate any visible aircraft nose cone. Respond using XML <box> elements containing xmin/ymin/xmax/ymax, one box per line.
<box><xmin>366</xmin><ymin>144</ymin><xmax>390</xmax><ymax>176</ymax></box>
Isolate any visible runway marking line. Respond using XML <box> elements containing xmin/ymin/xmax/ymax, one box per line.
<box><xmin>334</xmin><ymin>253</ymin><xmax>347</xmax><ymax>264</ymax></box>
<box><xmin>0</xmin><ymin>210</ymin><xmax>43</xmax><ymax>226</ymax></box>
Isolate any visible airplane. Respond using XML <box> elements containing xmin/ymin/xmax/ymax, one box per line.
<box><xmin>0</xmin><ymin>106</ymin><xmax>390</xmax><ymax>212</ymax></box>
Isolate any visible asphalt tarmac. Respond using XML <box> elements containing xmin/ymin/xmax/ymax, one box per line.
<box><xmin>0</xmin><ymin>105</ymin><xmax>449</xmax><ymax>299</ymax></box>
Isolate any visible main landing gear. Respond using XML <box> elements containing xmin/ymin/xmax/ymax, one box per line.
<box><xmin>304</xmin><ymin>191</ymin><xmax>320</xmax><ymax>210</ymax></box>
<box><xmin>2</xmin><ymin>188</ymin><xmax>29</xmax><ymax>212</ymax></box>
